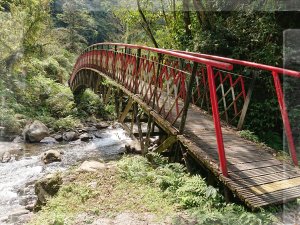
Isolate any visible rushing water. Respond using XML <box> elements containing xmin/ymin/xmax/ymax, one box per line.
<box><xmin>0</xmin><ymin>124</ymin><xmax>132</xmax><ymax>224</ymax></box>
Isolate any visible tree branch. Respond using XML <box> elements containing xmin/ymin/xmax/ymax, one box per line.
<box><xmin>136</xmin><ymin>0</ymin><xmax>159</xmax><ymax>48</ymax></box>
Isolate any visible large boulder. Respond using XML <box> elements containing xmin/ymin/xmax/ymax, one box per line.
<box><xmin>23</xmin><ymin>121</ymin><xmax>49</xmax><ymax>143</ymax></box>
<box><xmin>41</xmin><ymin>150</ymin><xmax>61</xmax><ymax>164</ymax></box>
<box><xmin>34</xmin><ymin>173</ymin><xmax>62</xmax><ymax>211</ymax></box>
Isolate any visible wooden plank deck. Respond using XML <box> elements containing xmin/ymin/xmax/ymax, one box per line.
<box><xmin>174</xmin><ymin>103</ymin><xmax>300</xmax><ymax>208</ymax></box>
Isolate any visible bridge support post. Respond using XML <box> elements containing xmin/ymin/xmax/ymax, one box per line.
<box><xmin>179</xmin><ymin>62</ymin><xmax>198</xmax><ymax>133</ymax></box>
<box><xmin>133</xmin><ymin>103</ymin><xmax>145</xmax><ymax>153</ymax></box>
<box><xmin>207</xmin><ymin>65</ymin><xmax>228</xmax><ymax>177</ymax></box>
<box><xmin>119</xmin><ymin>98</ymin><xmax>134</xmax><ymax>123</ymax></box>
<box><xmin>114</xmin><ymin>89</ymin><xmax>121</xmax><ymax>117</ymax></box>
<box><xmin>154</xmin><ymin>135</ymin><xmax>177</xmax><ymax>154</ymax></box>
<box><xmin>144</xmin><ymin>115</ymin><xmax>154</xmax><ymax>154</ymax></box>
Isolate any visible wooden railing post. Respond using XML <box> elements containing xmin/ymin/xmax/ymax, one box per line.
<box><xmin>237</xmin><ymin>72</ymin><xmax>257</xmax><ymax>130</ymax></box>
<box><xmin>179</xmin><ymin>62</ymin><xmax>198</xmax><ymax>134</ymax></box>
<box><xmin>207</xmin><ymin>65</ymin><xmax>228</xmax><ymax>177</ymax></box>
<box><xmin>272</xmin><ymin>71</ymin><xmax>298</xmax><ymax>166</ymax></box>
<box><xmin>135</xmin><ymin>49</ymin><xmax>141</xmax><ymax>94</ymax></box>
<box><xmin>112</xmin><ymin>45</ymin><xmax>118</xmax><ymax>79</ymax></box>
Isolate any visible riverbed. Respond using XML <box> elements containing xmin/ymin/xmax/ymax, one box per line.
<box><xmin>0</xmin><ymin>124</ymin><xmax>132</xmax><ymax>224</ymax></box>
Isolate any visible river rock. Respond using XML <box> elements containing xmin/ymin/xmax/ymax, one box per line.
<box><xmin>83</xmin><ymin>126</ymin><xmax>98</xmax><ymax>132</ymax></box>
<box><xmin>34</xmin><ymin>173</ymin><xmax>62</xmax><ymax>211</ymax></box>
<box><xmin>23</xmin><ymin>120</ymin><xmax>49</xmax><ymax>143</ymax></box>
<box><xmin>94</xmin><ymin>131</ymin><xmax>103</xmax><ymax>138</ymax></box>
<box><xmin>63</xmin><ymin>131</ymin><xmax>79</xmax><ymax>141</ymax></box>
<box><xmin>95</xmin><ymin>122</ymin><xmax>109</xmax><ymax>129</ymax></box>
<box><xmin>79</xmin><ymin>133</ymin><xmax>92</xmax><ymax>142</ymax></box>
<box><xmin>40</xmin><ymin>137</ymin><xmax>58</xmax><ymax>144</ymax></box>
<box><xmin>41</xmin><ymin>150</ymin><xmax>61</xmax><ymax>164</ymax></box>
<box><xmin>53</xmin><ymin>134</ymin><xmax>63</xmax><ymax>142</ymax></box>
<box><xmin>13</xmin><ymin>136</ymin><xmax>23</xmax><ymax>143</ymax></box>
<box><xmin>7</xmin><ymin>208</ymin><xmax>30</xmax><ymax>221</ymax></box>
<box><xmin>76</xmin><ymin>160</ymin><xmax>106</xmax><ymax>172</ymax></box>
<box><xmin>125</xmin><ymin>144</ymin><xmax>142</xmax><ymax>154</ymax></box>
<box><xmin>1</xmin><ymin>151</ymin><xmax>11</xmax><ymax>163</ymax></box>
<box><xmin>19</xmin><ymin>195</ymin><xmax>37</xmax><ymax>208</ymax></box>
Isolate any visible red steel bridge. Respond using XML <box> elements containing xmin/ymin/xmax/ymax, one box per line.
<box><xmin>69</xmin><ymin>43</ymin><xmax>300</xmax><ymax>209</ymax></box>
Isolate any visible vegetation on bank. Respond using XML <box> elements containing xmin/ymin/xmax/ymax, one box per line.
<box><xmin>0</xmin><ymin>0</ymin><xmax>119</xmax><ymax>135</ymax></box>
<box><xmin>28</xmin><ymin>154</ymin><xmax>278</xmax><ymax>225</ymax></box>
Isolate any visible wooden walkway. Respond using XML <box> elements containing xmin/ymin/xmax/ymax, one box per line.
<box><xmin>174</xmin><ymin>103</ymin><xmax>300</xmax><ymax>208</ymax></box>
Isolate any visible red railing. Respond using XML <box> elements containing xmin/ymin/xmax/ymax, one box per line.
<box><xmin>173</xmin><ymin>50</ymin><xmax>300</xmax><ymax>167</ymax></box>
<box><xmin>70</xmin><ymin>43</ymin><xmax>300</xmax><ymax>176</ymax></box>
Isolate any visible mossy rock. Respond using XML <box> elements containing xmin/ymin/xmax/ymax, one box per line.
<box><xmin>34</xmin><ymin>173</ymin><xmax>63</xmax><ymax>211</ymax></box>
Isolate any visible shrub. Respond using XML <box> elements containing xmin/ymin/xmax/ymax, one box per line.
<box><xmin>116</xmin><ymin>155</ymin><xmax>277</xmax><ymax>224</ymax></box>
<box><xmin>53</xmin><ymin>115</ymin><xmax>81</xmax><ymax>131</ymax></box>
<box><xmin>18</xmin><ymin>75</ymin><xmax>76</xmax><ymax>118</ymax></box>
<box><xmin>0</xmin><ymin>107</ymin><xmax>21</xmax><ymax>133</ymax></box>
<box><xmin>46</xmin><ymin>92</ymin><xmax>76</xmax><ymax>118</ymax></box>
<box><xmin>238</xmin><ymin>130</ymin><xmax>260</xmax><ymax>143</ymax></box>
<box><xmin>76</xmin><ymin>89</ymin><xmax>104</xmax><ymax>117</ymax></box>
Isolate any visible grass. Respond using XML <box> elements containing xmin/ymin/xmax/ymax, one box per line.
<box><xmin>28</xmin><ymin>165</ymin><xmax>176</xmax><ymax>225</ymax></box>
<box><xmin>28</xmin><ymin>154</ymin><xmax>280</xmax><ymax>225</ymax></box>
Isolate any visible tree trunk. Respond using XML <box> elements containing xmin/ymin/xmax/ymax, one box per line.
<box><xmin>182</xmin><ymin>0</ymin><xmax>192</xmax><ymax>38</ymax></box>
<box><xmin>160</xmin><ymin>0</ymin><xmax>169</xmax><ymax>26</ymax></box>
<box><xmin>172</xmin><ymin>0</ymin><xmax>176</xmax><ymax>20</ymax></box>
<box><xmin>193</xmin><ymin>0</ymin><xmax>210</xmax><ymax>29</ymax></box>
<box><xmin>137</xmin><ymin>0</ymin><xmax>159</xmax><ymax>48</ymax></box>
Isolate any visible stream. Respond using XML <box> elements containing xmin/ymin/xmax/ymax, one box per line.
<box><xmin>0</xmin><ymin>123</ymin><xmax>132</xmax><ymax>225</ymax></box>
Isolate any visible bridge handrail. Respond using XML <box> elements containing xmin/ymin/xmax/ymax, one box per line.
<box><xmin>172</xmin><ymin>50</ymin><xmax>300</xmax><ymax>78</ymax></box>
<box><xmin>86</xmin><ymin>43</ymin><xmax>233</xmax><ymax>71</ymax></box>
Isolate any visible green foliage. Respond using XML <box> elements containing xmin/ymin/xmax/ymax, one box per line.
<box><xmin>28</xmin><ymin>155</ymin><xmax>278</xmax><ymax>225</ymax></box>
<box><xmin>29</xmin><ymin>183</ymin><xmax>98</xmax><ymax>225</ymax></box>
<box><xmin>238</xmin><ymin>130</ymin><xmax>260</xmax><ymax>143</ymax></box>
<box><xmin>117</xmin><ymin>155</ymin><xmax>154</xmax><ymax>183</ymax></box>
<box><xmin>75</xmin><ymin>88</ymin><xmax>116</xmax><ymax>120</ymax></box>
<box><xmin>60</xmin><ymin>183</ymin><xmax>98</xmax><ymax>203</ymax></box>
<box><xmin>0</xmin><ymin>107</ymin><xmax>21</xmax><ymax>133</ymax></box>
<box><xmin>19</xmin><ymin>75</ymin><xmax>76</xmax><ymax>116</ymax></box>
<box><xmin>76</xmin><ymin>89</ymin><xmax>103</xmax><ymax>117</ymax></box>
<box><xmin>0</xmin><ymin>0</ymin><xmax>81</xmax><ymax>134</ymax></box>
<box><xmin>53</xmin><ymin>115</ymin><xmax>81</xmax><ymax>131</ymax></box>
<box><xmin>117</xmin><ymin>155</ymin><xmax>277</xmax><ymax>224</ymax></box>
<box><xmin>56</xmin><ymin>0</ymin><xmax>97</xmax><ymax>53</ymax></box>
<box><xmin>155</xmin><ymin>163</ymin><xmax>186</xmax><ymax>192</ymax></box>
